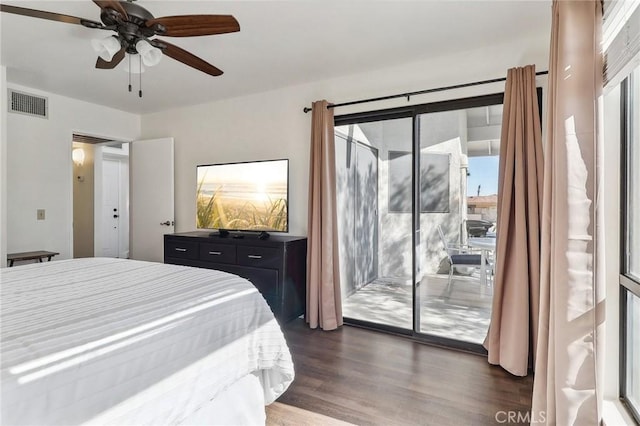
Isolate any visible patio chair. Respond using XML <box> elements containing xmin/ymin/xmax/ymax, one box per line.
<box><xmin>437</xmin><ymin>225</ymin><xmax>492</xmax><ymax>296</ymax></box>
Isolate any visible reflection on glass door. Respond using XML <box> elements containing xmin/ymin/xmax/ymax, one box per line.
<box><xmin>336</xmin><ymin>118</ymin><xmax>413</xmax><ymax>330</ymax></box>
<box><xmin>355</xmin><ymin>143</ymin><xmax>378</xmax><ymax>287</ymax></box>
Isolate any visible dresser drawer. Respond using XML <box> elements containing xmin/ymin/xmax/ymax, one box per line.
<box><xmin>199</xmin><ymin>243</ymin><xmax>236</xmax><ymax>264</ymax></box>
<box><xmin>237</xmin><ymin>246</ymin><xmax>281</xmax><ymax>269</ymax></box>
<box><xmin>240</xmin><ymin>267</ymin><xmax>279</xmax><ymax>297</ymax></box>
<box><xmin>165</xmin><ymin>239</ymin><xmax>199</xmax><ymax>260</ymax></box>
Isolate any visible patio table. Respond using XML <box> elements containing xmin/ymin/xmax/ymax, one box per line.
<box><xmin>467</xmin><ymin>237</ymin><xmax>496</xmax><ymax>287</ymax></box>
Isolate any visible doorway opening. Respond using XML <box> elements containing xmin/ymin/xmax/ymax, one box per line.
<box><xmin>72</xmin><ymin>134</ymin><xmax>130</xmax><ymax>259</ymax></box>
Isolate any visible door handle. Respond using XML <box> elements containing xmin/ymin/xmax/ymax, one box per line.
<box><xmin>160</xmin><ymin>220</ymin><xmax>174</xmax><ymax>226</ymax></box>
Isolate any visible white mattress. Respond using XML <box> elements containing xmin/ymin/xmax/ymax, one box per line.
<box><xmin>0</xmin><ymin>258</ymin><xmax>294</xmax><ymax>425</ymax></box>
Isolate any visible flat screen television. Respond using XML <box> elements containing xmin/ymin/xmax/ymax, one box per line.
<box><xmin>196</xmin><ymin>159</ymin><xmax>289</xmax><ymax>233</ymax></box>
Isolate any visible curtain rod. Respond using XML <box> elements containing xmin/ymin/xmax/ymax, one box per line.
<box><xmin>302</xmin><ymin>70</ymin><xmax>549</xmax><ymax>113</ymax></box>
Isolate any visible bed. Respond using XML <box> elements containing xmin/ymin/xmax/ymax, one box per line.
<box><xmin>0</xmin><ymin>257</ymin><xmax>295</xmax><ymax>425</ymax></box>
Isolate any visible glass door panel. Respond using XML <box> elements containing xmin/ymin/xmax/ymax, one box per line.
<box><xmin>417</xmin><ymin>105</ymin><xmax>500</xmax><ymax>344</ymax></box>
<box><xmin>336</xmin><ymin>118</ymin><xmax>413</xmax><ymax>330</ymax></box>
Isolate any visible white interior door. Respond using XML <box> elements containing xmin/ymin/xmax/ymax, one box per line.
<box><xmin>101</xmin><ymin>158</ymin><xmax>120</xmax><ymax>257</ymax></box>
<box><xmin>130</xmin><ymin>138</ymin><xmax>174</xmax><ymax>262</ymax></box>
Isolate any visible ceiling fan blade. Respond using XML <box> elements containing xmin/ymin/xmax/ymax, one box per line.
<box><xmin>92</xmin><ymin>1</ymin><xmax>128</xmax><ymax>19</ymax></box>
<box><xmin>95</xmin><ymin>47</ymin><xmax>126</xmax><ymax>69</ymax></box>
<box><xmin>159</xmin><ymin>40</ymin><xmax>223</xmax><ymax>76</ymax></box>
<box><xmin>0</xmin><ymin>4</ymin><xmax>99</xmax><ymax>26</ymax></box>
<box><xmin>147</xmin><ymin>15</ymin><xmax>240</xmax><ymax>37</ymax></box>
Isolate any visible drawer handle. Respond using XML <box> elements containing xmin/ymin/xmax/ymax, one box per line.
<box><xmin>208</xmin><ymin>251</ymin><xmax>222</xmax><ymax>255</ymax></box>
<box><xmin>174</xmin><ymin>248</ymin><xmax>187</xmax><ymax>252</ymax></box>
<box><xmin>247</xmin><ymin>254</ymin><xmax>262</xmax><ymax>259</ymax></box>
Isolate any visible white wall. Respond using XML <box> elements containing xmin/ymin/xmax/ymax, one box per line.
<box><xmin>141</xmin><ymin>35</ymin><xmax>549</xmax><ymax>237</ymax></box>
<box><xmin>5</xmin><ymin>84</ymin><xmax>140</xmax><ymax>261</ymax></box>
<box><xmin>72</xmin><ymin>142</ymin><xmax>95</xmax><ymax>258</ymax></box>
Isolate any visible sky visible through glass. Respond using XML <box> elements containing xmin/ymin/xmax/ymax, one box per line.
<box><xmin>467</xmin><ymin>156</ymin><xmax>499</xmax><ymax>196</ymax></box>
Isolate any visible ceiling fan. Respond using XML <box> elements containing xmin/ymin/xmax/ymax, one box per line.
<box><xmin>1</xmin><ymin>0</ymin><xmax>240</xmax><ymax>95</ymax></box>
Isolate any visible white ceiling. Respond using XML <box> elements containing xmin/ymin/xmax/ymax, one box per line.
<box><xmin>1</xmin><ymin>0</ymin><xmax>551</xmax><ymax>114</ymax></box>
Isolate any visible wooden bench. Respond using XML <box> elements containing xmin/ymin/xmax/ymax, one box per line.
<box><xmin>7</xmin><ymin>251</ymin><xmax>59</xmax><ymax>267</ymax></box>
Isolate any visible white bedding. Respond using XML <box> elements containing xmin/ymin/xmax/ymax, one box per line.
<box><xmin>180</xmin><ymin>374</ymin><xmax>266</xmax><ymax>425</ymax></box>
<box><xmin>0</xmin><ymin>257</ymin><xmax>294</xmax><ymax>425</ymax></box>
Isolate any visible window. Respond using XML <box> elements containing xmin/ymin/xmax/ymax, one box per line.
<box><xmin>626</xmin><ymin>67</ymin><xmax>640</xmax><ymax>280</ymax></box>
<box><xmin>621</xmin><ymin>65</ymin><xmax>640</xmax><ymax>424</ymax></box>
<box><xmin>623</xmin><ymin>294</ymin><xmax>640</xmax><ymax>414</ymax></box>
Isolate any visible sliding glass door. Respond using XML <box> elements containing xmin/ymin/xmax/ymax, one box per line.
<box><xmin>335</xmin><ymin>93</ymin><xmax>512</xmax><ymax>350</ymax></box>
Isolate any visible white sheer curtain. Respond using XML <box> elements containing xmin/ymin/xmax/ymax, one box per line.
<box><xmin>532</xmin><ymin>1</ymin><xmax>604</xmax><ymax>424</ymax></box>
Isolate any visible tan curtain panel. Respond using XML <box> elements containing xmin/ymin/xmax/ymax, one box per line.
<box><xmin>532</xmin><ymin>1</ymin><xmax>603</xmax><ymax>424</ymax></box>
<box><xmin>484</xmin><ymin>65</ymin><xmax>543</xmax><ymax>377</ymax></box>
<box><xmin>306</xmin><ymin>100</ymin><xmax>343</xmax><ymax>330</ymax></box>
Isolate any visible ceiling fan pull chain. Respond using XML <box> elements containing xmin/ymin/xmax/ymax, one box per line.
<box><xmin>139</xmin><ymin>59</ymin><xmax>143</xmax><ymax>98</ymax></box>
<box><xmin>128</xmin><ymin>57</ymin><xmax>132</xmax><ymax>92</ymax></box>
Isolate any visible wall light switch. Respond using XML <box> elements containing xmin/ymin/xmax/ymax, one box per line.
<box><xmin>37</xmin><ymin>209</ymin><xmax>45</xmax><ymax>220</ymax></box>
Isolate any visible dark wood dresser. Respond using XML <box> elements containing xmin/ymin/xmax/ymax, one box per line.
<box><xmin>164</xmin><ymin>231</ymin><xmax>307</xmax><ymax>323</ymax></box>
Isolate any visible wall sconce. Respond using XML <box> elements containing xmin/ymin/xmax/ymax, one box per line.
<box><xmin>72</xmin><ymin>148</ymin><xmax>85</xmax><ymax>167</ymax></box>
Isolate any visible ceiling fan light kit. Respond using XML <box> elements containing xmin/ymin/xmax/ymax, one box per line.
<box><xmin>1</xmin><ymin>0</ymin><xmax>240</xmax><ymax>98</ymax></box>
<box><xmin>135</xmin><ymin>40</ymin><xmax>162</xmax><ymax>67</ymax></box>
<box><xmin>91</xmin><ymin>35</ymin><xmax>122</xmax><ymax>62</ymax></box>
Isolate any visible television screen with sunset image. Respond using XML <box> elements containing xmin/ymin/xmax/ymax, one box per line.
<box><xmin>196</xmin><ymin>159</ymin><xmax>288</xmax><ymax>232</ymax></box>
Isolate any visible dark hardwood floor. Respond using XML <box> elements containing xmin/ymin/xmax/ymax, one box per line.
<box><xmin>277</xmin><ymin>319</ymin><xmax>533</xmax><ymax>425</ymax></box>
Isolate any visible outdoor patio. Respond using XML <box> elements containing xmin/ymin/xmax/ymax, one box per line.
<box><xmin>342</xmin><ymin>272</ymin><xmax>493</xmax><ymax>344</ymax></box>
